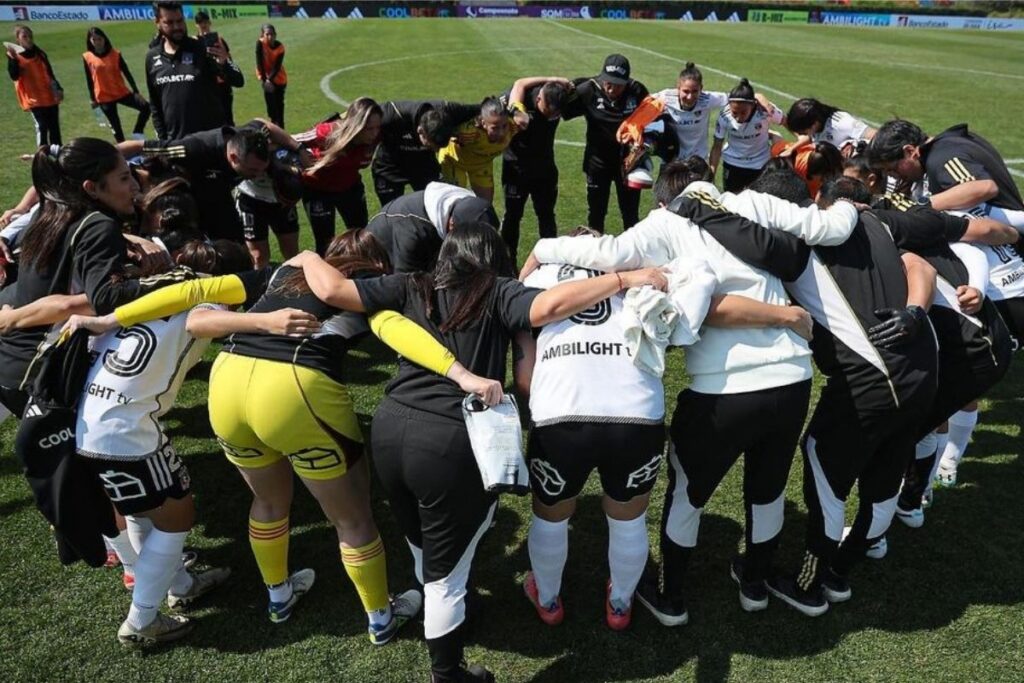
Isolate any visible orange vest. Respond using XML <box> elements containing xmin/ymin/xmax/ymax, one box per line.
<box><xmin>257</xmin><ymin>40</ymin><xmax>287</xmax><ymax>86</ymax></box>
<box><xmin>13</xmin><ymin>51</ymin><xmax>58</xmax><ymax>111</ymax></box>
<box><xmin>82</xmin><ymin>48</ymin><xmax>131</xmax><ymax>104</ymax></box>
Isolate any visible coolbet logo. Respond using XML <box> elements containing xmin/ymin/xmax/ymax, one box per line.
<box><xmin>39</xmin><ymin>428</ymin><xmax>74</xmax><ymax>449</ymax></box>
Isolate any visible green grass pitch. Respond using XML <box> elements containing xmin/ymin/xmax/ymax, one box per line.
<box><xmin>1</xmin><ymin>16</ymin><xmax>1022</xmax><ymax>682</ymax></box>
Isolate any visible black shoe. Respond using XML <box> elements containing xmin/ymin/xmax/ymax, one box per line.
<box><xmin>766</xmin><ymin>575</ymin><xmax>829</xmax><ymax>617</ymax></box>
<box><xmin>821</xmin><ymin>568</ymin><xmax>852</xmax><ymax>603</ymax></box>
<box><xmin>635</xmin><ymin>567</ymin><xmax>689</xmax><ymax>626</ymax></box>
<box><xmin>729</xmin><ymin>557</ymin><xmax>768</xmax><ymax>612</ymax></box>
<box><xmin>431</xmin><ymin>664</ymin><xmax>495</xmax><ymax>683</ymax></box>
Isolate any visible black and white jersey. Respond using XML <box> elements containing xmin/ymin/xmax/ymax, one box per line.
<box><xmin>76</xmin><ymin>305</ymin><xmax>219</xmax><ymax>460</ymax></box>
<box><xmin>921</xmin><ymin>124</ymin><xmax>1024</xmax><ymax>211</ymax></box>
<box><xmin>562</xmin><ymin>77</ymin><xmax>649</xmax><ymax>173</ymax></box>
<box><xmin>500</xmin><ymin>85</ymin><xmax>560</xmax><ymax>176</ymax></box>
<box><xmin>714</xmin><ymin>104</ymin><xmax>784</xmax><ymax>169</ymax></box>
<box><xmin>812</xmin><ymin>110</ymin><xmax>870</xmax><ymax>152</ymax></box>
<box><xmin>655</xmin><ymin>88</ymin><xmax>728</xmax><ymax>161</ymax></box>
<box><xmin>979</xmin><ymin>243</ymin><xmax>1024</xmax><ymax>301</ymax></box>
<box><xmin>523</xmin><ymin>263</ymin><xmax>663</xmax><ymax>426</ymax></box>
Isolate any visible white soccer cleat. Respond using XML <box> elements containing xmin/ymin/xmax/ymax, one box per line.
<box><xmin>895</xmin><ymin>505</ymin><xmax>925</xmax><ymax>529</ymax></box>
<box><xmin>117</xmin><ymin>612</ymin><xmax>193</xmax><ymax>646</ymax></box>
<box><xmin>934</xmin><ymin>457</ymin><xmax>959</xmax><ymax>488</ymax></box>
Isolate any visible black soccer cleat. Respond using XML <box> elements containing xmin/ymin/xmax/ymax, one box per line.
<box><xmin>821</xmin><ymin>568</ymin><xmax>852</xmax><ymax>603</ymax></box>
<box><xmin>729</xmin><ymin>556</ymin><xmax>769</xmax><ymax>612</ymax></box>
<box><xmin>766</xmin><ymin>575</ymin><xmax>829</xmax><ymax>617</ymax></box>
<box><xmin>634</xmin><ymin>567</ymin><xmax>689</xmax><ymax>627</ymax></box>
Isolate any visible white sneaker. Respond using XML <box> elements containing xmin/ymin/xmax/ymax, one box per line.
<box><xmin>895</xmin><ymin>505</ymin><xmax>925</xmax><ymax>529</ymax></box>
<box><xmin>268</xmin><ymin>568</ymin><xmax>316</xmax><ymax>624</ymax></box>
<box><xmin>842</xmin><ymin>526</ymin><xmax>888</xmax><ymax>560</ymax></box>
<box><xmin>935</xmin><ymin>457</ymin><xmax>958</xmax><ymax>488</ymax></box>
<box><xmin>118</xmin><ymin>612</ymin><xmax>193</xmax><ymax>646</ymax></box>
<box><xmin>167</xmin><ymin>566</ymin><xmax>232</xmax><ymax>610</ymax></box>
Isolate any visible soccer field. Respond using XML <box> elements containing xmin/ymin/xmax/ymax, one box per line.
<box><xmin>1</xmin><ymin>16</ymin><xmax>1023</xmax><ymax>682</ymax></box>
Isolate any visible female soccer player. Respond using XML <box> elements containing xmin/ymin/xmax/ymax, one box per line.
<box><xmin>709</xmin><ymin>78</ymin><xmax>784</xmax><ymax>192</ymax></box>
<box><xmin>785</xmin><ymin>98</ymin><xmax>875</xmax><ymax>158</ymax></box>
<box><xmin>295</xmin><ymin>97</ymin><xmax>382</xmax><ymax>255</ymax></box>
<box><xmin>65</xmin><ymin>240</ymin><xmax>291</xmax><ymax>646</ymax></box>
<box><xmin>7</xmin><ymin>24</ymin><xmax>62</xmax><ymax>147</ymax></box>
<box><xmin>83</xmin><ymin>27</ymin><xmax>150</xmax><ymax>143</ymax></box>
<box><xmin>437</xmin><ymin>97</ymin><xmax>518</xmax><ymax>203</ymax></box>
<box><xmin>255</xmin><ymin>24</ymin><xmax>286</xmax><ymax>127</ymax></box>
<box><xmin>770</xmin><ymin>141</ymin><xmax>844</xmax><ymax>199</ymax></box>
<box><xmin>287</xmin><ymin>225</ymin><xmax>668</xmax><ymax>682</ymax></box>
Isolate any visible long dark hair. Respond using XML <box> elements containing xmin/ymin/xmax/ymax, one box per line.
<box><xmin>806</xmin><ymin>142</ymin><xmax>844</xmax><ymax>181</ymax></box>
<box><xmin>177</xmin><ymin>239</ymin><xmax>253</xmax><ymax>276</ymax></box>
<box><xmin>22</xmin><ymin>138</ymin><xmax>123</xmax><ymax>271</ymax></box>
<box><xmin>786</xmin><ymin>98</ymin><xmax>840</xmax><ymax>135</ymax></box>
<box><xmin>276</xmin><ymin>229</ymin><xmax>392</xmax><ymax>295</ymax></box>
<box><xmin>85</xmin><ymin>26</ymin><xmax>112</xmax><ymax>55</ymax></box>
<box><xmin>413</xmin><ymin>224</ymin><xmax>514</xmax><ymax>333</ymax></box>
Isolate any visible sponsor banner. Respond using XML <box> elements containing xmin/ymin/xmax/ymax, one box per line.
<box><xmin>748</xmin><ymin>9</ymin><xmax>809</xmax><ymax>24</ymax></box>
<box><xmin>189</xmin><ymin>4</ymin><xmax>269</xmax><ymax>19</ymax></box>
<box><xmin>458</xmin><ymin>4</ymin><xmax>741</xmax><ymax>21</ymax></box>
<box><xmin>458</xmin><ymin>5</ymin><xmax>526</xmax><ymax>18</ymax></box>
<box><xmin>0</xmin><ymin>4</ymin><xmax>101</xmax><ymax>21</ymax></box>
<box><xmin>273</xmin><ymin>3</ymin><xmax>454</xmax><ymax>19</ymax></box>
<box><xmin>892</xmin><ymin>14</ymin><xmax>1024</xmax><ymax>30</ymax></box>
<box><xmin>814</xmin><ymin>11</ymin><xmax>893</xmax><ymax>27</ymax></box>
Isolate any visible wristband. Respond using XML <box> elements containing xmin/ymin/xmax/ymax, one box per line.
<box><xmin>509</xmin><ymin>101</ymin><xmax>527</xmax><ymax>115</ymax></box>
<box><xmin>615</xmin><ymin>272</ymin><xmax>624</xmax><ymax>291</ymax></box>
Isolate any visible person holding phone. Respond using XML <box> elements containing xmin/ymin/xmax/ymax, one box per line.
<box><xmin>194</xmin><ymin>10</ymin><xmax>238</xmax><ymax>126</ymax></box>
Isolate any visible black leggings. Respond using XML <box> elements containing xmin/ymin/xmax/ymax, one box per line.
<box><xmin>660</xmin><ymin>380</ymin><xmax>811</xmax><ymax>592</ymax></box>
<box><xmin>263</xmin><ymin>83</ymin><xmax>285</xmax><ymax>128</ymax></box>
<box><xmin>301</xmin><ymin>182</ymin><xmax>369</xmax><ymax>255</ymax></box>
<box><xmin>371</xmin><ymin>399</ymin><xmax>496</xmax><ymax>680</ymax></box>
<box><xmin>30</xmin><ymin>105</ymin><xmax>61</xmax><ymax>147</ymax></box>
<box><xmin>501</xmin><ymin>162</ymin><xmax>558</xmax><ymax>263</ymax></box>
<box><xmin>585</xmin><ymin>166</ymin><xmax>641</xmax><ymax>233</ymax></box>
<box><xmin>98</xmin><ymin>93</ymin><xmax>150</xmax><ymax>143</ymax></box>
<box><xmin>722</xmin><ymin>162</ymin><xmax>764</xmax><ymax>193</ymax></box>
<box><xmin>995</xmin><ymin>297</ymin><xmax>1024</xmax><ymax>350</ymax></box>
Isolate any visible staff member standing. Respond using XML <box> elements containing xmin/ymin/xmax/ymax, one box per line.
<box><xmin>562</xmin><ymin>54</ymin><xmax>649</xmax><ymax>233</ymax></box>
<box><xmin>194</xmin><ymin>10</ymin><xmax>238</xmax><ymax>126</ymax></box>
<box><xmin>6</xmin><ymin>24</ymin><xmax>62</xmax><ymax>147</ymax></box>
<box><xmin>83</xmin><ymin>27</ymin><xmax>149</xmax><ymax>143</ymax></box>
<box><xmin>255</xmin><ymin>24</ymin><xmax>286</xmax><ymax>128</ymax></box>
<box><xmin>500</xmin><ymin>78</ymin><xmax>571</xmax><ymax>263</ymax></box>
<box><xmin>147</xmin><ymin>2</ymin><xmax>243</xmax><ymax>140</ymax></box>
<box><xmin>371</xmin><ymin>99</ymin><xmax>479</xmax><ymax>206</ymax></box>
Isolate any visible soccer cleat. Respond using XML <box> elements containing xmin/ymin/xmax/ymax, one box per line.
<box><xmin>634</xmin><ymin>568</ymin><xmax>688</xmax><ymax>627</ymax></box>
<box><xmin>605</xmin><ymin>580</ymin><xmax>632</xmax><ymax>631</ymax></box>
<box><xmin>821</xmin><ymin>568</ymin><xmax>852</xmax><ymax>603</ymax></box>
<box><xmin>729</xmin><ymin>557</ymin><xmax>768</xmax><ymax>612</ymax></box>
<box><xmin>104</xmin><ymin>550</ymin><xmax>121</xmax><ymax>569</ymax></box>
<box><xmin>181</xmin><ymin>550</ymin><xmax>198</xmax><ymax>570</ymax></box>
<box><xmin>117</xmin><ymin>612</ymin><xmax>194</xmax><ymax>646</ymax></box>
<box><xmin>522</xmin><ymin>571</ymin><xmax>564</xmax><ymax>626</ymax></box>
<box><xmin>935</xmin><ymin>457</ymin><xmax>958</xmax><ymax>488</ymax></box>
<box><xmin>430</xmin><ymin>663</ymin><xmax>496</xmax><ymax>683</ymax></box>
<box><xmin>166</xmin><ymin>566</ymin><xmax>232</xmax><ymax>610</ymax></box>
<box><xmin>841</xmin><ymin>526</ymin><xmax>887</xmax><ymax>560</ymax></box>
<box><xmin>123</xmin><ymin>572</ymin><xmax>136</xmax><ymax>591</ymax></box>
<box><xmin>766</xmin><ymin>576</ymin><xmax>829</xmax><ymax>617</ymax></box>
<box><xmin>895</xmin><ymin>504</ymin><xmax>925</xmax><ymax>529</ymax></box>
<box><xmin>368</xmin><ymin>589</ymin><xmax>423</xmax><ymax>646</ymax></box>
<box><xmin>268</xmin><ymin>568</ymin><xmax>316</xmax><ymax>624</ymax></box>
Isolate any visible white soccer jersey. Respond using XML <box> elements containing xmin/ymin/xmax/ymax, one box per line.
<box><xmin>813</xmin><ymin>110</ymin><xmax>870</xmax><ymax>152</ymax></box>
<box><xmin>714</xmin><ymin>105</ymin><xmax>784</xmax><ymax>169</ymax></box>
<box><xmin>655</xmin><ymin>89</ymin><xmax>729</xmax><ymax>161</ymax></box>
<box><xmin>524</xmin><ymin>264</ymin><xmax>664</xmax><ymax>426</ymax></box>
<box><xmin>236</xmin><ymin>175</ymin><xmax>278</xmax><ymax>203</ymax></box>
<box><xmin>76</xmin><ymin>306</ymin><xmax>219</xmax><ymax>460</ymax></box>
<box><xmin>979</xmin><ymin>244</ymin><xmax>1024</xmax><ymax>301</ymax></box>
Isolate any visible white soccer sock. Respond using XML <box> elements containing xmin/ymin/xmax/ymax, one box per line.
<box><xmin>106</xmin><ymin>529</ymin><xmax>138</xmax><ymax>575</ymax></box>
<box><xmin>942</xmin><ymin>409</ymin><xmax>978</xmax><ymax>464</ymax></box>
<box><xmin>126</xmin><ymin>516</ymin><xmax>154</xmax><ymax>555</ymax></box>
<box><xmin>607</xmin><ymin>514</ymin><xmax>648</xmax><ymax>606</ymax></box>
<box><xmin>926</xmin><ymin>432</ymin><xmax>950</xmax><ymax>493</ymax></box>
<box><xmin>168</xmin><ymin>565</ymin><xmax>194</xmax><ymax>596</ymax></box>
<box><xmin>127</xmin><ymin>529</ymin><xmax>187</xmax><ymax>629</ymax></box>
<box><xmin>527</xmin><ymin>515</ymin><xmax>568</xmax><ymax>606</ymax></box>
<box><xmin>268</xmin><ymin>579</ymin><xmax>293</xmax><ymax>604</ymax></box>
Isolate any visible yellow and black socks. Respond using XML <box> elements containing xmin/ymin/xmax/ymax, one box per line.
<box><xmin>340</xmin><ymin>536</ymin><xmax>391</xmax><ymax>627</ymax></box>
<box><xmin>249</xmin><ymin>517</ymin><xmax>291</xmax><ymax>602</ymax></box>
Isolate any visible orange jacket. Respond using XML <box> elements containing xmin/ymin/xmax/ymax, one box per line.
<box><xmin>617</xmin><ymin>95</ymin><xmax>664</xmax><ymax>146</ymax></box>
<box><xmin>771</xmin><ymin>141</ymin><xmax>824</xmax><ymax>198</ymax></box>
<box><xmin>13</xmin><ymin>50</ymin><xmax>58</xmax><ymax>111</ymax></box>
<box><xmin>256</xmin><ymin>40</ymin><xmax>286</xmax><ymax>86</ymax></box>
<box><xmin>82</xmin><ymin>49</ymin><xmax>131</xmax><ymax>104</ymax></box>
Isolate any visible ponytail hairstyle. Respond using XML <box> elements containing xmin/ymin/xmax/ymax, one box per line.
<box><xmin>275</xmin><ymin>228</ymin><xmax>392</xmax><ymax>295</ymax></box>
<box><xmin>728</xmin><ymin>78</ymin><xmax>756</xmax><ymax>103</ymax></box>
<box><xmin>806</xmin><ymin>142</ymin><xmax>844</xmax><ymax>183</ymax></box>
<box><xmin>176</xmin><ymin>239</ymin><xmax>253</xmax><ymax>276</ymax></box>
<box><xmin>85</xmin><ymin>26</ymin><xmax>112</xmax><ymax>55</ymax></box>
<box><xmin>785</xmin><ymin>98</ymin><xmax>840</xmax><ymax>135</ymax></box>
<box><xmin>413</xmin><ymin>223</ymin><xmax>513</xmax><ymax>333</ymax></box>
<box><xmin>307</xmin><ymin>97</ymin><xmax>383</xmax><ymax>175</ymax></box>
<box><xmin>678</xmin><ymin>61</ymin><xmax>703</xmax><ymax>86</ymax></box>
<box><xmin>22</xmin><ymin>138</ymin><xmax>123</xmax><ymax>271</ymax></box>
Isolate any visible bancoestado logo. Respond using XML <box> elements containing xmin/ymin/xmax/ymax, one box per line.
<box><xmin>21</xmin><ymin>6</ymin><xmax>99</xmax><ymax>21</ymax></box>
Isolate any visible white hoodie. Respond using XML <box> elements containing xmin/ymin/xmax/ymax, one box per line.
<box><xmin>533</xmin><ymin>185</ymin><xmax>858</xmax><ymax>394</ymax></box>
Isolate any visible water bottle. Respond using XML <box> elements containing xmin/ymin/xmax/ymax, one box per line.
<box><xmin>93</xmin><ymin>106</ymin><xmax>107</xmax><ymax>128</ymax></box>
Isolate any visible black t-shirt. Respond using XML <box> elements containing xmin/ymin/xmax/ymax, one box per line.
<box><xmin>561</xmin><ymin>77</ymin><xmax>649</xmax><ymax>174</ymax></box>
<box><xmin>922</xmin><ymin>124</ymin><xmax>1024</xmax><ymax>211</ymax></box>
<box><xmin>500</xmin><ymin>86</ymin><xmax>560</xmax><ymax>175</ymax></box>
<box><xmin>355</xmin><ymin>274</ymin><xmax>541</xmax><ymax>421</ymax></box>
<box><xmin>224</xmin><ymin>266</ymin><xmax>369</xmax><ymax>385</ymax></box>
<box><xmin>372</xmin><ymin>100</ymin><xmax>478</xmax><ymax>184</ymax></box>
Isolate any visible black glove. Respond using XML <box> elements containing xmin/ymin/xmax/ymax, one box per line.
<box><xmin>867</xmin><ymin>305</ymin><xmax>928</xmax><ymax>348</ymax></box>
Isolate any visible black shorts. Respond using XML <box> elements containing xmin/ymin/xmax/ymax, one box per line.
<box><xmin>236</xmin><ymin>193</ymin><xmax>300</xmax><ymax>242</ymax></box>
<box><xmin>995</xmin><ymin>297</ymin><xmax>1024</xmax><ymax>351</ymax></box>
<box><xmin>80</xmin><ymin>441</ymin><xmax>191</xmax><ymax>516</ymax></box>
<box><xmin>526</xmin><ymin>422</ymin><xmax>665</xmax><ymax>505</ymax></box>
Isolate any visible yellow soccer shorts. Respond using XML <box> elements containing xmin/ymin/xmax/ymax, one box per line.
<box><xmin>438</xmin><ymin>154</ymin><xmax>495</xmax><ymax>190</ymax></box>
<box><xmin>208</xmin><ymin>353</ymin><xmax>364</xmax><ymax>481</ymax></box>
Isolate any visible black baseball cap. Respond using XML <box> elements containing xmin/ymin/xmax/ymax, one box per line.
<box><xmin>449</xmin><ymin>196</ymin><xmax>499</xmax><ymax>231</ymax></box>
<box><xmin>598</xmin><ymin>54</ymin><xmax>630</xmax><ymax>85</ymax></box>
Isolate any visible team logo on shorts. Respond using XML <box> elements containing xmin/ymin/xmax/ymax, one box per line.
<box><xmin>625</xmin><ymin>454</ymin><xmax>662</xmax><ymax>489</ymax></box>
<box><xmin>217</xmin><ymin>438</ymin><xmax>264</xmax><ymax>461</ymax></box>
<box><xmin>288</xmin><ymin>447</ymin><xmax>343</xmax><ymax>472</ymax></box>
<box><xmin>529</xmin><ymin>459</ymin><xmax>566</xmax><ymax>497</ymax></box>
<box><xmin>99</xmin><ymin>470</ymin><xmax>146</xmax><ymax>502</ymax></box>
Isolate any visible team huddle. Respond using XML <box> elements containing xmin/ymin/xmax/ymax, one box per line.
<box><xmin>3</xmin><ymin>3</ymin><xmax>1024</xmax><ymax>682</ymax></box>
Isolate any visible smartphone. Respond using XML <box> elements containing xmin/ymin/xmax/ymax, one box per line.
<box><xmin>199</xmin><ymin>32</ymin><xmax>219</xmax><ymax>50</ymax></box>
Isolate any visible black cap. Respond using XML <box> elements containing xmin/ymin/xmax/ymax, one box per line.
<box><xmin>449</xmin><ymin>196</ymin><xmax>499</xmax><ymax>231</ymax></box>
<box><xmin>598</xmin><ymin>54</ymin><xmax>630</xmax><ymax>85</ymax></box>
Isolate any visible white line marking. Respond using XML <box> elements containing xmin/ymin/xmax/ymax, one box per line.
<box><xmin>1008</xmin><ymin>168</ymin><xmax>1024</xmax><ymax>180</ymax></box>
<box><xmin>1006</xmin><ymin>158</ymin><xmax>1024</xmax><ymax>164</ymax></box>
